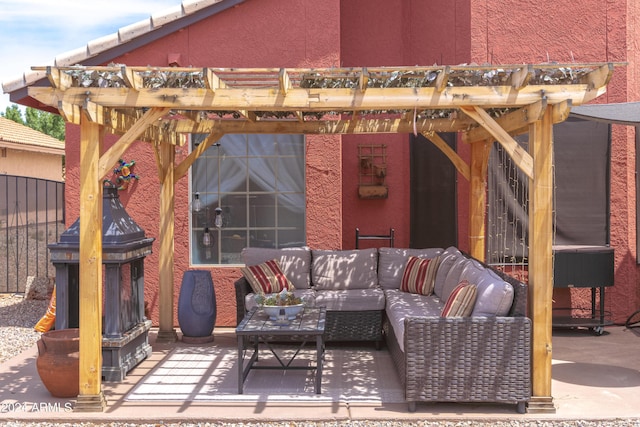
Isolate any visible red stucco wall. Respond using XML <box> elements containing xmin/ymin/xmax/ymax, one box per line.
<box><xmin>63</xmin><ymin>0</ymin><xmax>639</xmax><ymax>327</ymax></box>
<box><xmin>339</xmin><ymin>0</ymin><xmax>472</xmax><ymax>250</ymax></box>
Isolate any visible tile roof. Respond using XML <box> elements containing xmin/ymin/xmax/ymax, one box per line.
<box><xmin>0</xmin><ymin>117</ymin><xmax>64</xmax><ymax>154</ymax></box>
<box><xmin>1</xmin><ymin>0</ymin><xmax>235</xmax><ymax>96</ymax></box>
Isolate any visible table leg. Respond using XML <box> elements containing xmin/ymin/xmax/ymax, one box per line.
<box><xmin>238</xmin><ymin>335</ymin><xmax>260</xmax><ymax>394</ymax></box>
<box><xmin>315</xmin><ymin>334</ymin><xmax>323</xmax><ymax>394</ymax></box>
<box><xmin>237</xmin><ymin>335</ymin><xmax>244</xmax><ymax>394</ymax></box>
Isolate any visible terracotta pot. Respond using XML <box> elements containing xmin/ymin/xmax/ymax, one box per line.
<box><xmin>36</xmin><ymin>328</ymin><xmax>80</xmax><ymax>398</ymax></box>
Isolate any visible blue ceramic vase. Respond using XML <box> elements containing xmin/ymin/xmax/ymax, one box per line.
<box><xmin>177</xmin><ymin>270</ymin><xmax>216</xmax><ymax>339</ymax></box>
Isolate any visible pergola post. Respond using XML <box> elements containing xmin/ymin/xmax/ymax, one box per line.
<box><xmin>156</xmin><ymin>142</ymin><xmax>178</xmax><ymax>342</ymax></box>
<box><xmin>526</xmin><ymin>106</ymin><xmax>556</xmax><ymax>413</ymax></box>
<box><xmin>74</xmin><ymin>116</ymin><xmax>107</xmax><ymax>412</ymax></box>
<box><xmin>469</xmin><ymin>140</ymin><xmax>490</xmax><ymax>260</ymax></box>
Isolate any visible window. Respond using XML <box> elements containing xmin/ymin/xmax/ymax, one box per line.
<box><xmin>190</xmin><ymin>134</ymin><xmax>306</xmax><ymax>265</ymax></box>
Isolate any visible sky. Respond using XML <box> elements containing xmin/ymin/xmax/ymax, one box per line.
<box><xmin>0</xmin><ymin>0</ymin><xmax>180</xmax><ymax>114</ymax></box>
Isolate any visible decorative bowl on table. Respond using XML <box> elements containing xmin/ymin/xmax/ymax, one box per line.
<box><xmin>255</xmin><ymin>290</ymin><xmax>305</xmax><ymax>320</ymax></box>
<box><xmin>262</xmin><ymin>304</ymin><xmax>305</xmax><ymax>320</ymax></box>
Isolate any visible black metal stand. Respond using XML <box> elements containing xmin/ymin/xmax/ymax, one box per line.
<box><xmin>552</xmin><ymin>245</ymin><xmax>614</xmax><ymax>335</ymax></box>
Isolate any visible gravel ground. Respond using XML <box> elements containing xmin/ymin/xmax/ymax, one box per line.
<box><xmin>2</xmin><ymin>296</ymin><xmax>640</xmax><ymax>426</ymax></box>
<box><xmin>1</xmin><ymin>421</ymin><xmax>640</xmax><ymax>427</ymax></box>
<box><xmin>0</xmin><ymin>294</ymin><xmax>47</xmax><ymax>364</ymax></box>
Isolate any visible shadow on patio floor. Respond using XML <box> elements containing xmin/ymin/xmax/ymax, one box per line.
<box><xmin>1</xmin><ymin>326</ymin><xmax>640</xmax><ymax>424</ymax></box>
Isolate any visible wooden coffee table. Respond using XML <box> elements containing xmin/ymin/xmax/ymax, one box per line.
<box><xmin>235</xmin><ymin>306</ymin><xmax>326</xmax><ymax>394</ymax></box>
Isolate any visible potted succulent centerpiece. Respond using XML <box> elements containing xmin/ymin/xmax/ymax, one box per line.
<box><xmin>255</xmin><ymin>289</ymin><xmax>305</xmax><ymax>321</ymax></box>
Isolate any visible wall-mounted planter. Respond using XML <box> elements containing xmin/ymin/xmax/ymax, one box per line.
<box><xmin>358</xmin><ymin>185</ymin><xmax>388</xmax><ymax>199</ymax></box>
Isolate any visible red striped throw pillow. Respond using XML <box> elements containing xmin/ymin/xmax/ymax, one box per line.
<box><xmin>441</xmin><ymin>280</ymin><xmax>478</xmax><ymax>317</ymax></box>
<box><xmin>241</xmin><ymin>259</ymin><xmax>293</xmax><ymax>294</ymax></box>
<box><xmin>400</xmin><ymin>256</ymin><xmax>437</xmax><ymax>295</ymax></box>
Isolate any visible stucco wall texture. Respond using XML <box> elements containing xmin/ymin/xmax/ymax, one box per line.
<box><xmin>63</xmin><ymin>0</ymin><xmax>638</xmax><ymax>327</ymax></box>
<box><xmin>0</xmin><ymin>149</ymin><xmax>63</xmax><ymax>181</ymax></box>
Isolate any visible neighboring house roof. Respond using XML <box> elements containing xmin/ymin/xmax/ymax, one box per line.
<box><xmin>1</xmin><ymin>0</ymin><xmax>245</xmax><ymax>108</ymax></box>
<box><xmin>0</xmin><ymin>117</ymin><xmax>65</xmax><ymax>155</ymax></box>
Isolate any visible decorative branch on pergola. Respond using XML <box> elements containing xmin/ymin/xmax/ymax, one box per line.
<box><xmin>30</xmin><ymin>63</ymin><xmax>614</xmax><ymax>145</ymax></box>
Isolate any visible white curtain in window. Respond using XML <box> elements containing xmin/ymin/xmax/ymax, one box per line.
<box><xmin>193</xmin><ymin>134</ymin><xmax>304</xmax><ymax>212</ymax></box>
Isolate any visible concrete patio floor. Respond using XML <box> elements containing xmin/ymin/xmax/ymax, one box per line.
<box><xmin>1</xmin><ymin>325</ymin><xmax>640</xmax><ymax>425</ymax></box>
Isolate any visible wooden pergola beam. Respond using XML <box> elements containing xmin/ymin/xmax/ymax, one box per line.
<box><xmin>121</xmin><ymin>66</ymin><xmax>144</xmax><ymax>89</ymax></box>
<box><xmin>460</xmin><ymin>105</ymin><xmax>534</xmax><ymax>179</ymax></box>
<box><xmin>46</xmin><ymin>66</ymin><xmax>74</xmax><ymax>90</ymax></box>
<box><xmin>55</xmin><ymin>102</ymin><xmax>184</xmax><ymax>145</ymax></box>
<box><xmin>468</xmin><ymin>139</ymin><xmax>492</xmax><ymax>260</ymax></box>
<box><xmin>434</xmin><ymin>66</ymin><xmax>450</xmax><ymax>92</ymax></box>
<box><xmin>175</xmin><ymin>131</ymin><xmax>224</xmax><ymax>181</ymax></box>
<box><xmin>74</xmin><ymin>116</ymin><xmax>107</xmax><ymax>412</ymax></box>
<box><xmin>581</xmin><ymin>63</ymin><xmax>614</xmax><ymax>90</ymax></box>
<box><xmin>160</xmin><ymin>116</ymin><xmax>477</xmax><ymax>134</ymax></box>
<box><xmin>468</xmin><ymin>99</ymin><xmax>573</xmax><ymax>143</ymax></box>
<box><xmin>203</xmin><ymin>67</ymin><xmax>227</xmax><ymax>91</ymax></box>
<box><xmin>156</xmin><ymin>142</ymin><xmax>177</xmax><ymax>343</ymax></box>
<box><xmin>82</xmin><ymin>100</ymin><xmax>104</xmax><ymax>124</ymax></box>
<box><xmin>58</xmin><ymin>101</ymin><xmax>83</xmax><ymax>124</ymax></box>
<box><xmin>508</xmin><ymin>65</ymin><xmax>533</xmax><ymax>90</ymax></box>
<box><xmin>97</xmin><ymin>107</ymin><xmax>170</xmax><ymax>179</ymax></box>
<box><xmin>526</xmin><ymin>105</ymin><xmax>556</xmax><ymax>413</ymax></box>
<box><xmin>359</xmin><ymin>68</ymin><xmax>369</xmax><ymax>92</ymax></box>
<box><xmin>27</xmin><ymin>84</ymin><xmax>607</xmax><ymax>111</ymax></box>
<box><xmin>462</xmin><ymin>99</ymin><xmax>547</xmax><ymax>143</ymax></box>
<box><xmin>279</xmin><ymin>68</ymin><xmax>291</xmax><ymax>95</ymax></box>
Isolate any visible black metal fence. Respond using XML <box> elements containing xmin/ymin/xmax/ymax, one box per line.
<box><xmin>0</xmin><ymin>175</ymin><xmax>65</xmax><ymax>293</ymax></box>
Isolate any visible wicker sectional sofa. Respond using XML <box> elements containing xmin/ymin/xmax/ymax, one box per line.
<box><xmin>234</xmin><ymin>245</ymin><xmax>531</xmax><ymax>413</ymax></box>
<box><xmin>235</xmin><ymin>246</ymin><xmax>386</xmax><ymax>345</ymax></box>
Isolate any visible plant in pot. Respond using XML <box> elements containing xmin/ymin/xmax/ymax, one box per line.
<box><xmin>255</xmin><ymin>289</ymin><xmax>305</xmax><ymax>321</ymax></box>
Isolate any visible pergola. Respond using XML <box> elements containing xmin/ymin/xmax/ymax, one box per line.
<box><xmin>27</xmin><ymin>62</ymin><xmax>616</xmax><ymax>412</ymax></box>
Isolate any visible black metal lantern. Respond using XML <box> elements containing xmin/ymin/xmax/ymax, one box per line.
<box><xmin>48</xmin><ymin>183</ymin><xmax>155</xmax><ymax>381</ymax></box>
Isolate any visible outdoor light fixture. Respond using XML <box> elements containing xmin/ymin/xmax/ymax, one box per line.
<box><xmin>192</xmin><ymin>192</ymin><xmax>202</xmax><ymax>213</ymax></box>
<box><xmin>214</xmin><ymin>207</ymin><xmax>223</xmax><ymax>228</ymax></box>
<box><xmin>202</xmin><ymin>227</ymin><xmax>213</xmax><ymax>260</ymax></box>
<box><xmin>202</xmin><ymin>227</ymin><xmax>213</xmax><ymax>247</ymax></box>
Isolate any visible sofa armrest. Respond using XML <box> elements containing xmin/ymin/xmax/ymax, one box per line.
<box><xmin>234</xmin><ymin>277</ymin><xmax>253</xmax><ymax>326</ymax></box>
<box><xmin>463</xmin><ymin>252</ymin><xmax>529</xmax><ymax>317</ymax></box>
<box><xmin>403</xmin><ymin>316</ymin><xmax>531</xmax><ymax>403</ymax></box>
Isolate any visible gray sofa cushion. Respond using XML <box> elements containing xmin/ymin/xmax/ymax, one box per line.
<box><xmin>378</xmin><ymin>247</ymin><xmax>443</xmax><ymax>290</ymax></box>
<box><xmin>432</xmin><ymin>246</ymin><xmax>463</xmax><ymax>298</ymax></box>
<box><xmin>459</xmin><ymin>260</ymin><xmax>514</xmax><ymax>317</ymax></box>
<box><xmin>311</xmin><ymin>248</ymin><xmax>378</xmax><ymax>290</ymax></box>
<box><xmin>384</xmin><ymin>289</ymin><xmax>444</xmax><ymax>352</ymax></box>
<box><xmin>438</xmin><ymin>256</ymin><xmax>472</xmax><ymax>301</ymax></box>
<box><xmin>241</xmin><ymin>246</ymin><xmax>311</xmax><ymax>289</ymax></box>
<box><xmin>315</xmin><ymin>288</ymin><xmax>386</xmax><ymax>311</ymax></box>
